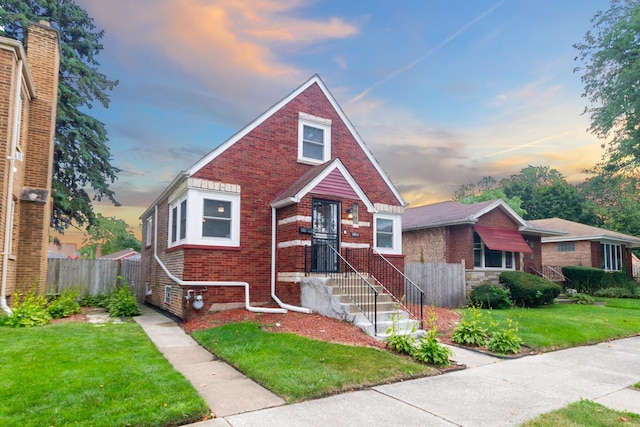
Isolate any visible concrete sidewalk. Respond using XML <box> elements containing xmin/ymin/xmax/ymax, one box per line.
<box><xmin>135</xmin><ymin>305</ymin><xmax>640</xmax><ymax>426</ymax></box>
<box><xmin>134</xmin><ymin>306</ymin><xmax>285</xmax><ymax>421</ymax></box>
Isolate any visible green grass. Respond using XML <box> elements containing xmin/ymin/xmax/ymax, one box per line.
<box><xmin>469</xmin><ymin>299</ymin><xmax>640</xmax><ymax>352</ymax></box>
<box><xmin>0</xmin><ymin>322</ymin><xmax>209</xmax><ymax>427</ymax></box>
<box><xmin>192</xmin><ymin>322</ymin><xmax>437</xmax><ymax>403</ymax></box>
<box><xmin>521</xmin><ymin>399</ymin><xmax>640</xmax><ymax>426</ymax></box>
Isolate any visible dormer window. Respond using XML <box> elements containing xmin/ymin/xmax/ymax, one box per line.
<box><xmin>298</xmin><ymin>112</ymin><xmax>331</xmax><ymax>164</ymax></box>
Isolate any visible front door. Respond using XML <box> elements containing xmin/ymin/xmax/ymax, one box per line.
<box><xmin>311</xmin><ymin>199</ymin><xmax>339</xmax><ymax>273</ymax></box>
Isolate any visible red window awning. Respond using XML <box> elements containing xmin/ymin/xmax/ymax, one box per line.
<box><xmin>474</xmin><ymin>225</ymin><xmax>532</xmax><ymax>254</ymax></box>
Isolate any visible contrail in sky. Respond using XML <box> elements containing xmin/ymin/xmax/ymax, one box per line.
<box><xmin>347</xmin><ymin>0</ymin><xmax>507</xmax><ymax>105</ymax></box>
<box><xmin>481</xmin><ymin>130</ymin><xmax>576</xmax><ymax>158</ymax></box>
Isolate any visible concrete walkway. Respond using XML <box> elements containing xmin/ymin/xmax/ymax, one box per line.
<box><xmin>134</xmin><ymin>305</ymin><xmax>640</xmax><ymax>427</ymax></box>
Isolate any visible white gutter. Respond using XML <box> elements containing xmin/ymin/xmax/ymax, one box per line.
<box><xmin>271</xmin><ymin>207</ymin><xmax>312</xmax><ymax>313</ymax></box>
<box><xmin>153</xmin><ymin>206</ymin><xmax>286</xmax><ymax>314</ymax></box>
<box><xmin>1</xmin><ymin>59</ymin><xmax>23</xmax><ymax>315</ymax></box>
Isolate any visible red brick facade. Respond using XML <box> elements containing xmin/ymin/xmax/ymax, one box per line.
<box><xmin>141</xmin><ymin>76</ymin><xmax>405</xmax><ymax>319</ymax></box>
<box><xmin>0</xmin><ymin>23</ymin><xmax>59</xmax><ymax>309</ymax></box>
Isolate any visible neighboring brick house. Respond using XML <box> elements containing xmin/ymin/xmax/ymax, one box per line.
<box><xmin>0</xmin><ymin>22</ymin><xmax>60</xmax><ymax>313</ymax></box>
<box><xmin>139</xmin><ymin>75</ymin><xmax>406</xmax><ymax>320</ymax></box>
<box><xmin>528</xmin><ymin>218</ymin><xmax>640</xmax><ymax>280</ymax></box>
<box><xmin>402</xmin><ymin>200</ymin><xmax>562</xmax><ymax>291</ymax></box>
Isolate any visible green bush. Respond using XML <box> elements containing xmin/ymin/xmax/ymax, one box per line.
<box><xmin>452</xmin><ymin>307</ymin><xmax>488</xmax><ymax>347</ymax></box>
<box><xmin>107</xmin><ymin>281</ymin><xmax>140</xmax><ymax>317</ymax></box>
<box><xmin>385</xmin><ymin>307</ymin><xmax>416</xmax><ymax>355</ymax></box>
<box><xmin>562</xmin><ymin>266</ymin><xmax>606</xmax><ymax>294</ymax></box>
<box><xmin>570</xmin><ymin>293</ymin><xmax>595</xmax><ymax>305</ymax></box>
<box><xmin>486</xmin><ymin>317</ymin><xmax>522</xmax><ymax>354</ymax></box>
<box><xmin>603</xmin><ymin>271</ymin><xmax>628</xmax><ymax>288</ymax></box>
<box><xmin>0</xmin><ymin>291</ymin><xmax>51</xmax><ymax>327</ymax></box>
<box><xmin>499</xmin><ymin>271</ymin><xmax>561</xmax><ymax>307</ymax></box>
<box><xmin>47</xmin><ymin>290</ymin><xmax>82</xmax><ymax>319</ymax></box>
<box><xmin>469</xmin><ymin>284</ymin><xmax>512</xmax><ymax>309</ymax></box>
<box><xmin>411</xmin><ymin>309</ymin><xmax>452</xmax><ymax>367</ymax></box>
<box><xmin>78</xmin><ymin>293</ymin><xmax>111</xmax><ymax>308</ymax></box>
<box><xmin>593</xmin><ymin>286</ymin><xmax>639</xmax><ymax>299</ymax></box>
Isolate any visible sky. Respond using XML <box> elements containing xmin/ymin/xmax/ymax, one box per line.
<box><xmin>60</xmin><ymin>0</ymin><xmax>611</xmax><ymax>245</ymax></box>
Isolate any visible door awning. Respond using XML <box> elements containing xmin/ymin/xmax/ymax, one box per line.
<box><xmin>474</xmin><ymin>225</ymin><xmax>533</xmax><ymax>254</ymax></box>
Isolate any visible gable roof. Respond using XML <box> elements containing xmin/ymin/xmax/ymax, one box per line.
<box><xmin>186</xmin><ymin>74</ymin><xmax>404</xmax><ymax>206</ymax></box>
<box><xmin>528</xmin><ymin>218</ymin><xmax>640</xmax><ymax>248</ymax></box>
<box><xmin>403</xmin><ymin>199</ymin><xmax>529</xmax><ymax>231</ymax></box>
<box><xmin>271</xmin><ymin>158</ymin><xmax>375</xmax><ymax>212</ymax></box>
<box><xmin>98</xmin><ymin>248</ymin><xmax>140</xmax><ymax>260</ymax></box>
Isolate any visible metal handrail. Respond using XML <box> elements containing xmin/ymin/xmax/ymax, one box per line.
<box><xmin>371</xmin><ymin>249</ymin><xmax>424</xmax><ymax>328</ymax></box>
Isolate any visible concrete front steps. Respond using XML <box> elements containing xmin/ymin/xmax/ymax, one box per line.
<box><xmin>300</xmin><ymin>275</ymin><xmax>424</xmax><ymax>340</ymax></box>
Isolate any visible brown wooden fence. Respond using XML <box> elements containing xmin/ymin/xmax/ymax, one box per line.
<box><xmin>46</xmin><ymin>258</ymin><xmax>143</xmax><ymax>302</ymax></box>
<box><xmin>405</xmin><ymin>262</ymin><xmax>466</xmax><ymax>307</ymax></box>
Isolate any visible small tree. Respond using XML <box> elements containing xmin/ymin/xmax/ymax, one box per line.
<box><xmin>80</xmin><ymin>214</ymin><xmax>140</xmax><ymax>258</ymax></box>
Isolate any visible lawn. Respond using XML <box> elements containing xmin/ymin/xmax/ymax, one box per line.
<box><xmin>192</xmin><ymin>322</ymin><xmax>438</xmax><ymax>403</ymax></box>
<box><xmin>521</xmin><ymin>399</ymin><xmax>640</xmax><ymax>426</ymax></box>
<box><xmin>0</xmin><ymin>321</ymin><xmax>209</xmax><ymax>427</ymax></box>
<box><xmin>470</xmin><ymin>298</ymin><xmax>640</xmax><ymax>352</ymax></box>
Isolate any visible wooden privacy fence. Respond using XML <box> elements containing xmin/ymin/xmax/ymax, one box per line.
<box><xmin>46</xmin><ymin>258</ymin><xmax>143</xmax><ymax>302</ymax></box>
<box><xmin>405</xmin><ymin>262</ymin><xmax>466</xmax><ymax>307</ymax></box>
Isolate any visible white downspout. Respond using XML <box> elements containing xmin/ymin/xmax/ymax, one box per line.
<box><xmin>153</xmin><ymin>206</ymin><xmax>286</xmax><ymax>314</ymax></box>
<box><xmin>1</xmin><ymin>59</ymin><xmax>23</xmax><ymax>315</ymax></box>
<box><xmin>271</xmin><ymin>207</ymin><xmax>312</xmax><ymax>313</ymax></box>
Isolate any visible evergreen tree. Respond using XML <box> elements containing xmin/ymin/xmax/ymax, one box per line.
<box><xmin>0</xmin><ymin>0</ymin><xmax>120</xmax><ymax>232</ymax></box>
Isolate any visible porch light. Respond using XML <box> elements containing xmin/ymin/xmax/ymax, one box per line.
<box><xmin>346</xmin><ymin>208</ymin><xmax>353</xmax><ymax>219</ymax></box>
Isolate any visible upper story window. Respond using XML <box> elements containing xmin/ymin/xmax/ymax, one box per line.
<box><xmin>601</xmin><ymin>242</ymin><xmax>622</xmax><ymax>271</ymax></box>
<box><xmin>298</xmin><ymin>112</ymin><xmax>331</xmax><ymax>164</ymax></box>
<box><xmin>473</xmin><ymin>232</ymin><xmax>514</xmax><ymax>270</ymax></box>
<box><xmin>168</xmin><ymin>188</ymin><xmax>240</xmax><ymax>248</ymax></box>
<box><xmin>374</xmin><ymin>213</ymin><xmax>401</xmax><ymax>255</ymax></box>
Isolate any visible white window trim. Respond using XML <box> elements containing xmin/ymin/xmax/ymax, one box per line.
<box><xmin>601</xmin><ymin>242</ymin><xmax>622</xmax><ymax>271</ymax></box>
<box><xmin>145</xmin><ymin>217</ymin><xmax>152</xmax><ymax>247</ymax></box>
<box><xmin>168</xmin><ymin>193</ymin><xmax>188</xmax><ymax>247</ymax></box>
<box><xmin>168</xmin><ymin>188</ymin><xmax>241</xmax><ymax>248</ymax></box>
<box><xmin>298</xmin><ymin>113</ymin><xmax>331</xmax><ymax>164</ymax></box>
<box><xmin>374</xmin><ymin>213</ymin><xmax>401</xmax><ymax>255</ymax></box>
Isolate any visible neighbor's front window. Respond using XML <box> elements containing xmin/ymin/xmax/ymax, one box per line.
<box><xmin>473</xmin><ymin>232</ymin><xmax>514</xmax><ymax>269</ymax></box>
<box><xmin>601</xmin><ymin>243</ymin><xmax>622</xmax><ymax>271</ymax></box>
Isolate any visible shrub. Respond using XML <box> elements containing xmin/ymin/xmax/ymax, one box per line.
<box><xmin>499</xmin><ymin>271</ymin><xmax>561</xmax><ymax>307</ymax></box>
<box><xmin>486</xmin><ymin>317</ymin><xmax>522</xmax><ymax>354</ymax></box>
<box><xmin>562</xmin><ymin>266</ymin><xmax>605</xmax><ymax>294</ymax></box>
<box><xmin>385</xmin><ymin>306</ymin><xmax>416</xmax><ymax>355</ymax></box>
<box><xmin>107</xmin><ymin>280</ymin><xmax>140</xmax><ymax>317</ymax></box>
<box><xmin>78</xmin><ymin>293</ymin><xmax>111</xmax><ymax>308</ymax></box>
<box><xmin>593</xmin><ymin>286</ymin><xmax>639</xmax><ymax>299</ymax></box>
<box><xmin>47</xmin><ymin>290</ymin><xmax>82</xmax><ymax>319</ymax></box>
<box><xmin>411</xmin><ymin>308</ymin><xmax>452</xmax><ymax>367</ymax></box>
<box><xmin>0</xmin><ymin>291</ymin><xmax>51</xmax><ymax>327</ymax></box>
<box><xmin>452</xmin><ymin>307</ymin><xmax>488</xmax><ymax>347</ymax></box>
<box><xmin>469</xmin><ymin>284</ymin><xmax>512</xmax><ymax>309</ymax></box>
<box><xmin>570</xmin><ymin>293</ymin><xmax>595</xmax><ymax>305</ymax></box>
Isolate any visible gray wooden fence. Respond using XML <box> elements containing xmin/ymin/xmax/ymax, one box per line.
<box><xmin>46</xmin><ymin>258</ymin><xmax>143</xmax><ymax>302</ymax></box>
<box><xmin>405</xmin><ymin>262</ymin><xmax>466</xmax><ymax>307</ymax></box>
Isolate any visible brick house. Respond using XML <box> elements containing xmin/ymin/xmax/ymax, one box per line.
<box><xmin>528</xmin><ymin>218</ymin><xmax>640</xmax><ymax>279</ymax></box>
<box><xmin>139</xmin><ymin>75</ymin><xmax>407</xmax><ymax>324</ymax></box>
<box><xmin>402</xmin><ymin>200</ymin><xmax>562</xmax><ymax>292</ymax></box>
<box><xmin>0</xmin><ymin>22</ymin><xmax>60</xmax><ymax>313</ymax></box>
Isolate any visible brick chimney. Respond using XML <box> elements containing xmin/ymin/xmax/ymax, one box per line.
<box><xmin>16</xmin><ymin>21</ymin><xmax>60</xmax><ymax>294</ymax></box>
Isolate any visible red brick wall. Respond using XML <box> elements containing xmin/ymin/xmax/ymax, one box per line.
<box><xmin>141</xmin><ymin>81</ymin><xmax>403</xmax><ymax>317</ymax></box>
